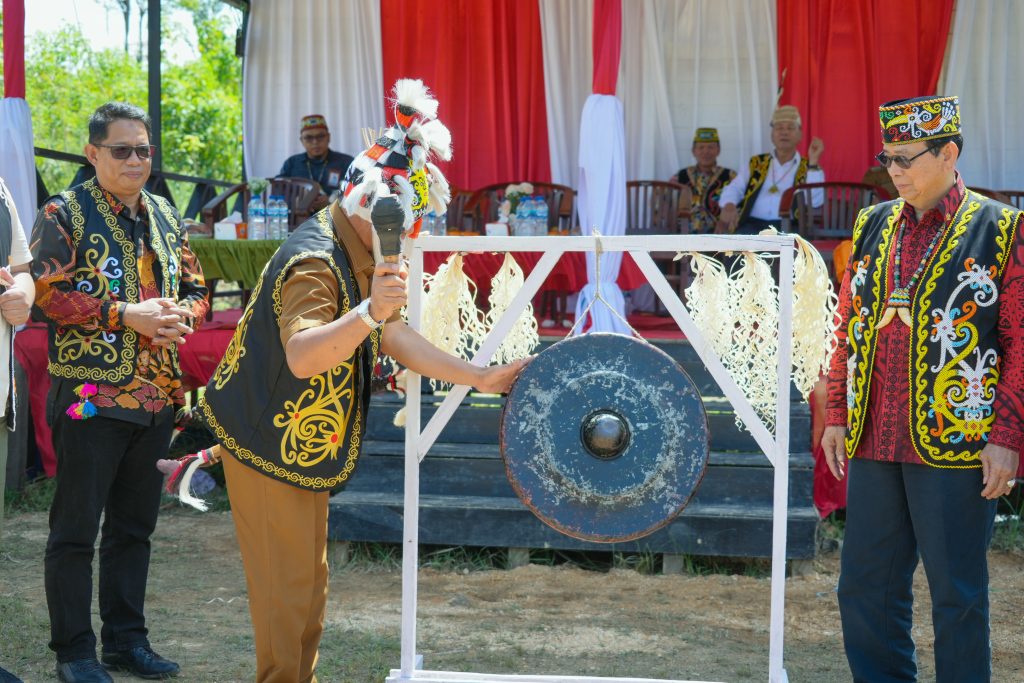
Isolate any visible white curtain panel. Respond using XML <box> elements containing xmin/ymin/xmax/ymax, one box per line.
<box><xmin>242</xmin><ymin>0</ymin><xmax>384</xmax><ymax>180</ymax></box>
<box><xmin>574</xmin><ymin>94</ymin><xmax>629</xmax><ymax>335</ymax></box>
<box><xmin>620</xmin><ymin>0</ymin><xmax>777</xmax><ymax>181</ymax></box>
<box><xmin>539</xmin><ymin>0</ymin><xmax>593</xmax><ymax>188</ymax></box>
<box><xmin>941</xmin><ymin>0</ymin><xmax>1024</xmax><ymax>191</ymax></box>
<box><xmin>0</xmin><ymin>98</ymin><xmax>37</xmax><ymax>237</ymax></box>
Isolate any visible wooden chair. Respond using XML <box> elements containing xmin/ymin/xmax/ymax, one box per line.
<box><xmin>625</xmin><ymin>180</ymin><xmax>688</xmax><ymax>312</ymax></box>
<box><xmin>998</xmin><ymin>189</ymin><xmax>1024</xmax><ymax>211</ymax></box>
<box><xmin>779</xmin><ymin>182</ymin><xmax>890</xmax><ymax>240</ymax></box>
<box><xmin>969</xmin><ymin>187</ymin><xmax>1012</xmax><ymax>204</ymax></box>
<box><xmin>202</xmin><ymin>176</ymin><xmax>321</xmax><ymax>234</ymax></box>
<box><xmin>469</xmin><ymin>181</ymin><xmax>574</xmax><ymax>233</ymax></box>
<box><xmin>443</xmin><ymin>188</ymin><xmax>475</xmax><ymax>232</ymax></box>
<box><xmin>779</xmin><ymin>181</ymin><xmax>890</xmax><ymax>281</ymax></box>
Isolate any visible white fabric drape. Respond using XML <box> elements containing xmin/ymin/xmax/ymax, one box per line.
<box><xmin>574</xmin><ymin>95</ymin><xmax>628</xmax><ymax>335</ymax></box>
<box><xmin>242</xmin><ymin>0</ymin><xmax>384</xmax><ymax>180</ymax></box>
<box><xmin>941</xmin><ymin>0</ymin><xmax>1024</xmax><ymax>191</ymax></box>
<box><xmin>620</xmin><ymin>0</ymin><xmax>777</xmax><ymax>181</ymax></box>
<box><xmin>0</xmin><ymin>98</ymin><xmax>37</xmax><ymax>237</ymax></box>
<box><xmin>539</xmin><ymin>0</ymin><xmax>593</xmax><ymax>188</ymax></box>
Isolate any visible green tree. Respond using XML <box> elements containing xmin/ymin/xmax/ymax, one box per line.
<box><xmin>26</xmin><ymin>2</ymin><xmax>243</xmax><ymax>217</ymax></box>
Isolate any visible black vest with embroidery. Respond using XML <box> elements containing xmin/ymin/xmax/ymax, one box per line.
<box><xmin>44</xmin><ymin>178</ymin><xmax>184</xmax><ymax>385</ymax></box>
<box><xmin>844</xmin><ymin>192</ymin><xmax>1023</xmax><ymax>467</ymax></box>
<box><xmin>737</xmin><ymin>153</ymin><xmax>808</xmax><ymax>225</ymax></box>
<box><xmin>199</xmin><ymin>209</ymin><xmax>380</xmax><ymax>491</ymax></box>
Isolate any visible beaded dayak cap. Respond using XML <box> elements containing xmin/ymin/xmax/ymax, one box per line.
<box><xmin>300</xmin><ymin>114</ymin><xmax>328</xmax><ymax>133</ymax></box>
<box><xmin>878</xmin><ymin>95</ymin><xmax>960</xmax><ymax>145</ymax></box>
<box><xmin>693</xmin><ymin>127</ymin><xmax>720</xmax><ymax>143</ymax></box>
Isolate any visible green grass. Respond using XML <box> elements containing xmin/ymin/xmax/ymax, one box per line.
<box><xmin>4</xmin><ymin>476</ymin><xmax>57</xmax><ymax>513</ymax></box>
<box><xmin>992</xmin><ymin>496</ymin><xmax>1023</xmax><ymax>552</ymax></box>
<box><xmin>317</xmin><ymin>626</ymin><xmax>400</xmax><ymax>682</ymax></box>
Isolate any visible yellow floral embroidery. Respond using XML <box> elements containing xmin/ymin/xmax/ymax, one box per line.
<box><xmin>49</xmin><ymin>180</ymin><xmax>140</xmax><ymax>383</ymax></box>
<box><xmin>199</xmin><ymin>396</ymin><xmax>363</xmax><ymax>490</ymax></box>
<box><xmin>844</xmin><ymin>202</ymin><xmax>901</xmax><ymax>455</ymax></box>
<box><xmin>273</xmin><ymin>360</ymin><xmax>356</xmax><ymax>468</ymax></box>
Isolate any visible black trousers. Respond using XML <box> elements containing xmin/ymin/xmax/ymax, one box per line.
<box><xmin>837</xmin><ymin>457</ymin><xmax>997</xmax><ymax>683</ymax></box>
<box><xmin>44</xmin><ymin>402</ymin><xmax>173</xmax><ymax>662</ymax></box>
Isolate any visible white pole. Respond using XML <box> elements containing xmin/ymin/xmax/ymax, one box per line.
<box><xmin>399</xmin><ymin>247</ymin><xmax>425</xmax><ymax>677</ymax></box>
<box><xmin>768</xmin><ymin>237</ymin><xmax>794</xmax><ymax>683</ymax></box>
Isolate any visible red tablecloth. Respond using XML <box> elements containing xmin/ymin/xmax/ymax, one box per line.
<box><xmin>423</xmin><ymin>251</ymin><xmax>646</xmax><ymax>299</ymax></box>
<box><xmin>14</xmin><ymin>311</ymin><xmax>240</xmax><ymax>477</ymax></box>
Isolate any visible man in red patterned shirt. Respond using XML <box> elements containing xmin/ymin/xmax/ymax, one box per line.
<box><xmin>821</xmin><ymin>96</ymin><xmax>1022</xmax><ymax>683</ymax></box>
<box><xmin>30</xmin><ymin>102</ymin><xmax>208</xmax><ymax>683</ymax></box>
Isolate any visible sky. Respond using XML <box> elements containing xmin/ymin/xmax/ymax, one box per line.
<box><xmin>24</xmin><ymin>0</ymin><xmax>204</xmax><ymax>63</ymax></box>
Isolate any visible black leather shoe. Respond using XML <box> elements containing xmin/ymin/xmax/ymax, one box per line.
<box><xmin>101</xmin><ymin>647</ymin><xmax>179</xmax><ymax>680</ymax></box>
<box><xmin>55</xmin><ymin>658</ymin><xmax>114</xmax><ymax>683</ymax></box>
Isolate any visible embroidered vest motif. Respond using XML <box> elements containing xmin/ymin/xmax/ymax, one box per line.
<box><xmin>199</xmin><ymin>209</ymin><xmax>381</xmax><ymax>491</ymax></box>
<box><xmin>679</xmin><ymin>166</ymin><xmax>735</xmax><ymax>233</ymax></box>
<box><xmin>737</xmin><ymin>153</ymin><xmax>808</xmax><ymax>226</ymax></box>
<box><xmin>46</xmin><ymin>178</ymin><xmax>184</xmax><ymax>385</ymax></box>
<box><xmin>844</xmin><ymin>192</ymin><xmax>1022</xmax><ymax>466</ymax></box>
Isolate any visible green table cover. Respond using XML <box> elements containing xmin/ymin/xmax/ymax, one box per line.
<box><xmin>191</xmin><ymin>238</ymin><xmax>283</xmax><ymax>288</ymax></box>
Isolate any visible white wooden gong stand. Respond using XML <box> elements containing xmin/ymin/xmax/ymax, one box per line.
<box><xmin>385</xmin><ymin>233</ymin><xmax>795</xmax><ymax>683</ymax></box>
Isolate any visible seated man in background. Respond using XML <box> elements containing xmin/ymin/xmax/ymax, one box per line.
<box><xmin>861</xmin><ymin>159</ymin><xmax>898</xmax><ymax>199</ymax></box>
<box><xmin>671</xmin><ymin>127</ymin><xmax>736</xmax><ymax>234</ymax></box>
<box><xmin>278</xmin><ymin>115</ymin><xmax>354</xmax><ymax>197</ymax></box>
<box><xmin>717</xmin><ymin>105</ymin><xmax>825</xmax><ymax>233</ymax></box>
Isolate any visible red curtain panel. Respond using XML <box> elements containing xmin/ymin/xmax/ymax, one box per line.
<box><xmin>3</xmin><ymin>0</ymin><xmax>27</xmax><ymax>98</ymax></box>
<box><xmin>381</xmin><ymin>0</ymin><xmax>552</xmax><ymax>190</ymax></box>
<box><xmin>592</xmin><ymin>0</ymin><xmax>621</xmax><ymax>95</ymax></box>
<box><xmin>776</xmin><ymin>0</ymin><xmax>954</xmax><ymax>183</ymax></box>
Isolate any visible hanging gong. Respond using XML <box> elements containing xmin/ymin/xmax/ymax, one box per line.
<box><xmin>499</xmin><ymin>333</ymin><xmax>709</xmax><ymax>543</ymax></box>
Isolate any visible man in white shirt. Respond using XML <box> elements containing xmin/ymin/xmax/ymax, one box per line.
<box><xmin>717</xmin><ymin>105</ymin><xmax>826</xmax><ymax>233</ymax></box>
<box><xmin>0</xmin><ymin>176</ymin><xmax>36</xmax><ymax>683</ymax></box>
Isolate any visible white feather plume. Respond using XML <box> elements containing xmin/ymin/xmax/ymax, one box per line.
<box><xmin>341</xmin><ymin>166</ymin><xmax>384</xmax><ymax>221</ymax></box>
<box><xmin>393</xmin><ymin>78</ymin><xmax>439</xmax><ymax>120</ymax></box>
<box><xmin>390</xmin><ymin>175</ymin><xmax>417</xmax><ymax>229</ymax></box>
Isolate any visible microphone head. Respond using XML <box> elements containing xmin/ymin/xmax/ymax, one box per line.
<box><xmin>371</xmin><ymin>196</ymin><xmax>405</xmax><ymax>260</ymax></box>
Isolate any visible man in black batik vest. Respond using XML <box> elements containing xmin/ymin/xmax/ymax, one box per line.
<box><xmin>671</xmin><ymin>127</ymin><xmax>736</xmax><ymax>234</ymax></box>
<box><xmin>821</xmin><ymin>95</ymin><xmax>1023</xmax><ymax>683</ymax></box>
<box><xmin>717</xmin><ymin>105</ymin><xmax>825</xmax><ymax>234</ymax></box>
<box><xmin>31</xmin><ymin>102</ymin><xmax>208</xmax><ymax>683</ymax></box>
<box><xmin>193</xmin><ymin>79</ymin><xmax>525</xmax><ymax>683</ymax></box>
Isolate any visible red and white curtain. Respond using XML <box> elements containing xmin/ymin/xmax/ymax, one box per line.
<box><xmin>234</xmin><ymin>0</ymin><xmax>1023</xmax><ymax>194</ymax></box>
<box><xmin>0</xmin><ymin>0</ymin><xmax>37</xmax><ymax>234</ymax></box>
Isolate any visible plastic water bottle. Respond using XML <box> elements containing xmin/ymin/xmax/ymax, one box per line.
<box><xmin>249</xmin><ymin>195</ymin><xmax>266</xmax><ymax>240</ymax></box>
<box><xmin>274</xmin><ymin>196</ymin><xmax>289</xmax><ymax>238</ymax></box>
<box><xmin>280</xmin><ymin>199</ymin><xmax>291</xmax><ymax>236</ymax></box>
<box><xmin>535</xmin><ymin>195</ymin><xmax>549</xmax><ymax>236</ymax></box>
<box><xmin>267</xmin><ymin>196</ymin><xmax>280</xmax><ymax>239</ymax></box>
<box><xmin>434</xmin><ymin>210</ymin><xmax>447</xmax><ymax>236</ymax></box>
<box><xmin>514</xmin><ymin>197</ymin><xmax>529</xmax><ymax>236</ymax></box>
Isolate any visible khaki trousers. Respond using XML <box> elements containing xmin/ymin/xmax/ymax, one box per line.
<box><xmin>223</xmin><ymin>454</ymin><xmax>328</xmax><ymax>683</ymax></box>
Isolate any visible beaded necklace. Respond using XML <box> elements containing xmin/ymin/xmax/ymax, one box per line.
<box><xmin>877</xmin><ymin>209</ymin><xmax>950</xmax><ymax>328</ymax></box>
<box><xmin>767</xmin><ymin>156</ymin><xmax>798</xmax><ymax>194</ymax></box>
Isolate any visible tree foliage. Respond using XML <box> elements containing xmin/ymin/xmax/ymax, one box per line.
<box><xmin>26</xmin><ymin>1</ymin><xmax>243</xmax><ymax>211</ymax></box>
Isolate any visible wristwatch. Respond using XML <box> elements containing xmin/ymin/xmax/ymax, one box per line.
<box><xmin>807</xmin><ymin>164</ymin><xmax>821</xmax><ymax>170</ymax></box>
<box><xmin>356</xmin><ymin>299</ymin><xmax>385</xmax><ymax>330</ymax></box>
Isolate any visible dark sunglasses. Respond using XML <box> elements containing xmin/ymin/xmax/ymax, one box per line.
<box><xmin>875</xmin><ymin>148</ymin><xmax>931</xmax><ymax>170</ymax></box>
<box><xmin>95</xmin><ymin>143</ymin><xmax>156</xmax><ymax>160</ymax></box>
<box><xmin>301</xmin><ymin>133</ymin><xmax>328</xmax><ymax>142</ymax></box>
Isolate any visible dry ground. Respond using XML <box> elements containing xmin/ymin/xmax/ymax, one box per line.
<box><xmin>2</xmin><ymin>509</ymin><xmax>1022</xmax><ymax>683</ymax></box>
